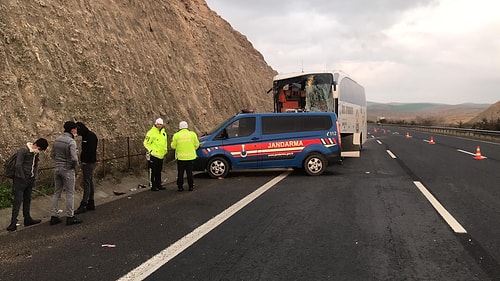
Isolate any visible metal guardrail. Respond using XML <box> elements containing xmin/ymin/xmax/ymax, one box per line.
<box><xmin>377</xmin><ymin>124</ymin><xmax>500</xmax><ymax>143</ymax></box>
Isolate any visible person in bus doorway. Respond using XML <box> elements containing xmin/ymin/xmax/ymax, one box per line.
<box><xmin>171</xmin><ymin>121</ymin><xmax>199</xmax><ymax>191</ymax></box>
<box><xmin>74</xmin><ymin>122</ymin><xmax>98</xmax><ymax>215</ymax></box>
<box><xmin>6</xmin><ymin>138</ymin><xmax>49</xmax><ymax>231</ymax></box>
<box><xmin>143</xmin><ymin>118</ymin><xmax>168</xmax><ymax>191</ymax></box>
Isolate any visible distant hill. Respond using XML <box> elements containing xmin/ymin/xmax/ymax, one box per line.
<box><xmin>467</xmin><ymin>101</ymin><xmax>500</xmax><ymax>124</ymax></box>
<box><xmin>367</xmin><ymin>102</ymin><xmax>492</xmax><ymax>125</ymax></box>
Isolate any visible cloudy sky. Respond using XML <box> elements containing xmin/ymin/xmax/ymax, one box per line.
<box><xmin>205</xmin><ymin>0</ymin><xmax>500</xmax><ymax>104</ymax></box>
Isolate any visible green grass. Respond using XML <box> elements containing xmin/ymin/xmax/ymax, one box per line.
<box><xmin>0</xmin><ymin>181</ymin><xmax>54</xmax><ymax>210</ymax></box>
<box><xmin>0</xmin><ymin>182</ymin><xmax>13</xmax><ymax>209</ymax></box>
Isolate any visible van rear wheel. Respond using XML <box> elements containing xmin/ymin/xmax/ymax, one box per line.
<box><xmin>304</xmin><ymin>154</ymin><xmax>327</xmax><ymax>176</ymax></box>
<box><xmin>207</xmin><ymin>157</ymin><xmax>229</xmax><ymax>179</ymax></box>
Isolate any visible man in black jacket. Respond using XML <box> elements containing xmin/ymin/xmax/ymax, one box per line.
<box><xmin>6</xmin><ymin>138</ymin><xmax>49</xmax><ymax>231</ymax></box>
<box><xmin>75</xmin><ymin>122</ymin><xmax>99</xmax><ymax>214</ymax></box>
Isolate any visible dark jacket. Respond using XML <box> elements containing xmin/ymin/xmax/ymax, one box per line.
<box><xmin>77</xmin><ymin>123</ymin><xmax>98</xmax><ymax>163</ymax></box>
<box><xmin>14</xmin><ymin>143</ymin><xmax>40</xmax><ymax>180</ymax></box>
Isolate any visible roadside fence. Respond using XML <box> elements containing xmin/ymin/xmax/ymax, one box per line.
<box><xmin>0</xmin><ymin>137</ymin><xmax>160</xmax><ymax>186</ymax></box>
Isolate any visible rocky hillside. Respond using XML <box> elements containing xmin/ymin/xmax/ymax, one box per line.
<box><xmin>467</xmin><ymin>101</ymin><xmax>500</xmax><ymax>124</ymax></box>
<box><xmin>0</xmin><ymin>0</ymin><xmax>275</xmax><ymax>157</ymax></box>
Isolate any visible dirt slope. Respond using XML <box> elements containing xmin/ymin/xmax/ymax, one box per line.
<box><xmin>468</xmin><ymin>101</ymin><xmax>500</xmax><ymax>124</ymax></box>
<box><xmin>0</xmin><ymin>0</ymin><xmax>275</xmax><ymax>157</ymax></box>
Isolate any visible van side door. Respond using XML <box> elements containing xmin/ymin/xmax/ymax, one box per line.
<box><xmin>217</xmin><ymin>116</ymin><xmax>260</xmax><ymax>169</ymax></box>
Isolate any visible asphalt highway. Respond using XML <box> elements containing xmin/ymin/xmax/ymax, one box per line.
<box><xmin>1</xmin><ymin>126</ymin><xmax>499</xmax><ymax>281</ymax></box>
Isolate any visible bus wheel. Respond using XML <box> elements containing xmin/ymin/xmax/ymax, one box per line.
<box><xmin>207</xmin><ymin>157</ymin><xmax>229</xmax><ymax>179</ymax></box>
<box><xmin>303</xmin><ymin>154</ymin><xmax>326</xmax><ymax>176</ymax></box>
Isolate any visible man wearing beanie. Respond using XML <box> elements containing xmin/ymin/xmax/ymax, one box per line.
<box><xmin>50</xmin><ymin>121</ymin><xmax>82</xmax><ymax>226</ymax></box>
<box><xmin>143</xmin><ymin>118</ymin><xmax>168</xmax><ymax>191</ymax></box>
<box><xmin>171</xmin><ymin>121</ymin><xmax>199</xmax><ymax>191</ymax></box>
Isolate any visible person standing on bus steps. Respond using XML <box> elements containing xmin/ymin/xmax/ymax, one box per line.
<box><xmin>171</xmin><ymin>121</ymin><xmax>199</xmax><ymax>191</ymax></box>
<box><xmin>50</xmin><ymin>121</ymin><xmax>82</xmax><ymax>226</ymax></box>
<box><xmin>6</xmin><ymin>138</ymin><xmax>49</xmax><ymax>232</ymax></box>
<box><xmin>144</xmin><ymin>118</ymin><xmax>168</xmax><ymax>191</ymax></box>
<box><xmin>74</xmin><ymin>122</ymin><xmax>98</xmax><ymax>215</ymax></box>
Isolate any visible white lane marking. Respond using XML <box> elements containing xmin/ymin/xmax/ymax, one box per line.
<box><xmin>117</xmin><ymin>170</ymin><xmax>292</xmax><ymax>281</ymax></box>
<box><xmin>413</xmin><ymin>181</ymin><xmax>467</xmax><ymax>233</ymax></box>
<box><xmin>457</xmin><ymin>149</ymin><xmax>475</xmax><ymax>156</ymax></box>
<box><xmin>386</xmin><ymin>150</ymin><xmax>397</xmax><ymax>159</ymax></box>
<box><xmin>457</xmin><ymin>149</ymin><xmax>487</xmax><ymax>159</ymax></box>
<box><xmin>376</xmin><ymin>140</ymin><xmax>382</xmax><ymax>145</ymax></box>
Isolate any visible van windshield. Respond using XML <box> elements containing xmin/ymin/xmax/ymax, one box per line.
<box><xmin>204</xmin><ymin>115</ymin><xmax>236</xmax><ymax>136</ymax></box>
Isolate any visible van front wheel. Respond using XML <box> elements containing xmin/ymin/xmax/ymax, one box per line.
<box><xmin>207</xmin><ymin>157</ymin><xmax>230</xmax><ymax>179</ymax></box>
<box><xmin>304</xmin><ymin>154</ymin><xmax>327</xmax><ymax>176</ymax></box>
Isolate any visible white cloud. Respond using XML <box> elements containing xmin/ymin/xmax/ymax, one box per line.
<box><xmin>206</xmin><ymin>0</ymin><xmax>500</xmax><ymax>104</ymax></box>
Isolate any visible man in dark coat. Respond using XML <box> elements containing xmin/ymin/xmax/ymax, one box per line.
<box><xmin>75</xmin><ymin>122</ymin><xmax>99</xmax><ymax>214</ymax></box>
<box><xmin>6</xmin><ymin>138</ymin><xmax>48</xmax><ymax>231</ymax></box>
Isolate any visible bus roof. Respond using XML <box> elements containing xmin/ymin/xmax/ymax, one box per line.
<box><xmin>273</xmin><ymin>70</ymin><xmax>361</xmax><ymax>86</ymax></box>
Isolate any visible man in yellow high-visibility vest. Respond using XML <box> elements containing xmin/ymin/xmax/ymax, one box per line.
<box><xmin>143</xmin><ymin>118</ymin><xmax>168</xmax><ymax>191</ymax></box>
<box><xmin>171</xmin><ymin>121</ymin><xmax>199</xmax><ymax>191</ymax></box>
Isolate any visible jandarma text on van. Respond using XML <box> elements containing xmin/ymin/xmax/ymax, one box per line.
<box><xmin>267</xmin><ymin>140</ymin><xmax>304</xmax><ymax>149</ymax></box>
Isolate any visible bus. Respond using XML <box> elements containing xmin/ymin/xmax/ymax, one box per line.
<box><xmin>271</xmin><ymin>71</ymin><xmax>367</xmax><ymax>157</ymax></box>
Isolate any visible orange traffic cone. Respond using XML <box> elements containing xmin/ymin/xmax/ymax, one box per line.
<box><xmin>406</xmin><ymin>132</ymin><xmax>411</xmax><ymax>139</ymax></box>
<box><xmin>473</xmin><ymin>146</ymin><xmax>484</xmax><ymax>160</ymax></box>
<box><xmin>429</xmin><ymin>136</ymin><xmax>435</xmax><ymax>145</ymax></box>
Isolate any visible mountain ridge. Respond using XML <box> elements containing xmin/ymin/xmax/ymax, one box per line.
<box><xmin>367</xmin><ymin>101</ymin><xmax>494</xmax><ymax>125</ymax></box>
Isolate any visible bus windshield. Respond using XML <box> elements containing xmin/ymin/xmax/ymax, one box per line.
<box><xmin>273</xmin><ymin>73</ymin><xmax>334</xmax><ymax>113</ymax></box>
<box><xmin>304</xmin><ymin>74</ymin><xmax>334</xmax><ymax>112</ymax></box>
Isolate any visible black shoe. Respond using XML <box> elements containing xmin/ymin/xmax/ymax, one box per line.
<box><xmin>24</xmin><ymin>218</ymin><xmax>42</xmax><ymax>227</ymax></box>
<box><xmin>74</xmin><ymin>205</ymin><xmax>86</xmax><ymax>215</ymax></box>
<box><xmin>151</xmin><ymin>187</ymin><xmax>159</xmax><ymax>191</ymax></box>
<box><xmin>86</xmin><ymin>200</ymin><xmax>95</xmax><ymax>211</ymax></box>
<box><xmin>178</xmin><ymin>187</ymin><xmax>184</xmax><ymax>192</ymax></box>
<box><xmin>158</xmin><ymin>186</ymin><xmax>166</xmax><ymax>190</ymax></box>
<box><xmin>66</xmin><ymin>216</ymin><xmax>83</xmax><ymax>225</ymax></box>
<box><xmin>50</xmin><ymin>216</ymin><xmax>62</xmax><ymax>225</ymax></box>
<box><xmin>188</xmin><ymin>186</ymin><xmax>194</xmax><ymax>191</ymax></box>
<box><xmin>6</xmin><ymin>223</ymin><xmax>17</xmax><ymax>232</ymax></box>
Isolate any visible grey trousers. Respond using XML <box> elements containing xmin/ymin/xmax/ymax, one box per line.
<box><xmin>51</xmin><ymin>168</ymin><xmax>76</xmax><ymax>217</ymax></box>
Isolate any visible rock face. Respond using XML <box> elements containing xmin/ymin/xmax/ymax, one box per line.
<box><xmin>467</xmin><ymin>101</ymin><xmax>500</xmax><ymax>125</ymax></box>
<box><xmin>0</xmin><ymin>0</ymin><xmax>275</xmax><ymax>156</ymax></box>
